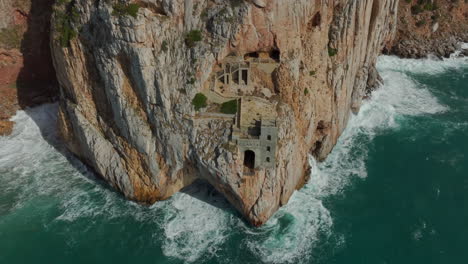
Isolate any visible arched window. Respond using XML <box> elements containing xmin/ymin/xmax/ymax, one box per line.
<box><xmin>267</xmin><ymin>146</ymin><xmax>271</xmax><ymax>152</ymax></box>
<box><xmin>266</xmin><ymin>157</ymin><xmax>270</xmax><ymax>162</ymax></box>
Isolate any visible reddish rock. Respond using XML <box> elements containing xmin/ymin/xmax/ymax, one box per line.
<box><xmin>385</xmin><ymin>0</ymin><xmax>468</xmax><ymax>58</ymax></box>
<box><xmin>0</xmin><ymin>120</ymin><xmax>14</xmax><ymax>136</ymax></box>
<box><xmin>0</xmin><ymin>0</ymin><xmax>58</xmax><ymax>136</ymax></box>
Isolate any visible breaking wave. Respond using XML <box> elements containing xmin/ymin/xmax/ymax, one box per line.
<box><xmin>376</xmin><ymin>52</ymin><xmax>468</xmax><ymax>75</ymax></box>
<box><xmin>0</xmin><ymin>54</ymin><xmax>461</xmax><ymax>263</ymax></box>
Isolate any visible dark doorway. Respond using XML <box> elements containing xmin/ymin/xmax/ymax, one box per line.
<box><xmin>241</xmin><ymin>70</ymin><xmax>248</xmax><ymax>85</ymax></box>
<box><xmin>219</xmin><ymin>76</ymin><xmax>225</xmax><ymax>84</ymax></box>
<box><xmin>244</xmin><ymin>150</ymin><xmax>255</xmax><ymax>169</ymax></box>
<box><xmin>244</xmin><ymin>52</ymin><xmax>259</xmax><ymax>60</ymax></box>
<box><xmin>233</xmin><ymin>70</ymin><xmax>239</xmax><ymax>84</ymax></box>
<box><xmin>269</xmin><ymin>50</ymin><xmax>280</xmax><ymax>62</ymax></box>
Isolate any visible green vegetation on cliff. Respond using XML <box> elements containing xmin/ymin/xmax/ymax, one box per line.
<box><xmin>410</xmin><ymin>0</ymin><xmax>438</xmax><ymax>14</ymax></box>
<box><xmin>0</xmin><ymin>26</ymin><xmax>22</xmax><ymax>49</ymax></box>
<box><xmin>112</xmin><ymin>3</ymin><xmax>140</xmax><ymax>18</ymax></box>
<box><xmin>220</xmin><ymin>100</ymin><xmax>238</xmax><ymax>114</ymax></box>
<box><xmin>185</xmin><ymin>30</ymin><xmax>203</xmax><ymax>48</ymax></box>
<box><xmin>55</xmin><ymin>0</ymin><xmax>79</xmax><ymax>47</ymax></box>
<box><xmin>328</xmin><ymin>47</ymin><xmax>338</xmax><ymax>57</ymax></box>
<box><xmin>192</xmin><ymin>93</ymin><xmax>207</xmax><ymax>111</ymax></box>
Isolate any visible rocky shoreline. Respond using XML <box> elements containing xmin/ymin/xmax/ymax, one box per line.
<box><xmin>385</xmin><ymin>34</ymin><xmax>468</xmax><ymax>58</ymax></box>
<box><xmin>384</xmin><ymin>0</ymin><xmax>467</xmax><ymax>59</ymax></box>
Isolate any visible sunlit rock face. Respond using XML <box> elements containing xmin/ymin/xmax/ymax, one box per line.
<box><xmin>51</xmin><ymin>0</ymin><xmax>397</xmax><ymax>226</ymax></box>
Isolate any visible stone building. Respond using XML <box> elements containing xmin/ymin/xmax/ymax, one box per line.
<box><xmin>231</xmin><ymin>97</ymin><xmax>278</xmax><ymax>173</ymax></box>
<box><xmin>204</xmin><ymin>54</ymin><xmax>280</xmax><ymax>174</ymax></box>
<box><xmin>215</xmin><ymin>61</ymin><xmax>250</xmax><ymax>88</ymax></box>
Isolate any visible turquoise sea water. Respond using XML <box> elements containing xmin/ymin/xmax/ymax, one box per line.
<box><xmin>0</xmin><ymin>54</ymin><xmax>467</xmax><ymax>263</ymax></box>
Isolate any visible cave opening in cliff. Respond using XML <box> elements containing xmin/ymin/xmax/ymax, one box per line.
<box><xmin>244</xmin><ymin>150</ymin><xmax>255</xmax><ymax>169</ymax></box>
<box><xmin>312</xmin><ymin>12</ymin><xmax>321</xmax><ymax>27</ymax></box>
<box><xmin>269</xmin><ymin>50</ymin><xmax>280</xmax><ymax>62</ymax></box>
<box><xmin>244</xmin><ymin>52</ymin><xmax>259</xmax><ymax>60</ymax></box>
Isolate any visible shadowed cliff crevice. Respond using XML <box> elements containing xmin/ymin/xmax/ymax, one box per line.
<box><xmin>16</xmin><ymin>0</ymin><xmax>58</xmax><ymax>108</ymax></box>
<box><xmin>180</xmin><ymin>179</ymin><xmax>240</xmax><ymax>217</ymax></box>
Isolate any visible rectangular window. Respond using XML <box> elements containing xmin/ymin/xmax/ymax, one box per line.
<box><xmin>242</xmin><ymin>69</ymin><xmax>248</xmax><ymax>85</ymax></box>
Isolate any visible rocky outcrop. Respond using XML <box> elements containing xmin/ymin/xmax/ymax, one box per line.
<box><xmin>385</xmin><ymin>0</ymin><xmax>468</xmax><ymax>58</ymax></box>
<box><xmin>0</xmin><ymin>0</ymin><xmax>58</xmax><ymax>135</ymax></box>
<box><xmin>51</xmin><ymin>0</ymin><xmax>397</xmax><ymax>226</ymax></box>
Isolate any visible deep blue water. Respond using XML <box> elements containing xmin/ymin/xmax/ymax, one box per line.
<box><xmin>0</xmin><ymin>54</ymin><xmax>467</xmax><ymax>263</ymax></box>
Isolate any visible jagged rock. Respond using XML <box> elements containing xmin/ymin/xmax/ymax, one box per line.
<box><xmin>0</xmin><ymin>120</ymin><xmax>13</xmax><ymax>136</ymax></box>
<box><xmin>385</xmin><ymin>0</ymin><xmax>468</xmax><ymax>58</ymax></box>
<box><xmin>432</xmin><ymin>22</ymin><xmax>439</xmax><ymax>33</ymax></box>
<box><xmin>253</xmin><ymin>0</ymin><xmax>267</xmax><ymax>8</ymax></box>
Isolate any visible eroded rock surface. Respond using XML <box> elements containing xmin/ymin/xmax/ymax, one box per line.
<box><xmin>386</xmin><ymin>0</ymin><xmax>468</xmax><ymax>58</ymax></box>
<box><xmin>51</xmin><ymin>0</ymin><xmax>398</xmax><ymax>225</ymax></box>
<box><xmin>0</xmin><ymin>0</ymin><xmax>57</xmax><ymax>135</ymax></box>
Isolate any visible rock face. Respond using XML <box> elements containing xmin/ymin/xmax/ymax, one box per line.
<box><xmin>0</xmin><ymin>0</ymin><xmax>57</xmax><ymax>135</ymax></box>
<box><xmin>386</xmin><ymin>0</ymin><xmax>468</xmax><ymax>58</ymax></box>
<box><xmin>51</xmin><ymin>0</ymin><xmax>397</xmax><ymax>226</ymax></box>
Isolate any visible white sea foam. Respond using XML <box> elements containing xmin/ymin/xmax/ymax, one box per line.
<box><xmin>246</xmin><ymin>190</ymin><xmax>332</xmax><ymax>264</ymax></box>
<box><xmin>305</xmin><ymin>58</ymin><xmax>449</xmax><ymax>199</ymax></box>
<box><xmin>160</xmin><ymin>183</ymin><xmax>231</xmax><ymax>263</ymax></box>
<box><xmin>246</xmin><ymin>55</ymin><xmax>454</xmax><ymax>263</ymax></box>
<box><xmin>377</xmin><ymin>54</ymin><xmax>467</xmax><ymax>75</ymax></box>
<box><xmin>0</xmin><ymin>54</ymin><xmax>464</xmax><ymax>263</ymax></box>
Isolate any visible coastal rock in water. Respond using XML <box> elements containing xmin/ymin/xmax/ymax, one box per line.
<box><xmin>51</xmin><ymin>0</ymin><xmax>398</xmax><ymax>226</ymax></box>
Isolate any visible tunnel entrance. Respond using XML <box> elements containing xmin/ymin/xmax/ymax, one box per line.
<box><xmin>244</xmin><ymin>150</ymin><xmax>255</xmax><ymax>169</ymax></box>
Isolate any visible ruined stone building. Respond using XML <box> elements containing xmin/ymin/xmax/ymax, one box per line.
<box><xmin>232</xmin><ymin>97</ymin><xmax>278</xmax><ymax>173</ymax></box>
<box><xmin>203</xmin><ymin>52</ymin><xmax>281</xmax><ymax>174</ymax></box>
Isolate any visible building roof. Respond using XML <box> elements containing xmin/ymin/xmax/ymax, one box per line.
<box><xmin>239</xmin><ymin>97</ymin><xmax>277</xmax><ymax>127</ymax></box>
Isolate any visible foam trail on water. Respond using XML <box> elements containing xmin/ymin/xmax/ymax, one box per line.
<box><xmin>160</xmin><ymin>182</ymin><xmax>232</xmax><ymax>263</ymax></box>
<box><xmin>377</xmin><ymin>54</ymin><xmax>467</xmax><ymax>75</ymax></box>
<box><xmin>0</xmin><ymin>54</ymin><xmax>464</xmax><ymax>264</ymax></box>
<box><xmin>0</xmin><ymin>104</ymin><xmax>125</xmax><ymax>218</ymax></box>
<box><xmin>245</xmin><ymin>55</ymin><xmax>453</xmax><ymax>263</ymax></box>
<box><xmin>245</xmin><ymin>182</ymin><xmax>333</xmax><ymax>264</ymax></box>
<box><xmin>0</xmin><ymin>105</ymin><xmax>233</xmax><ymax>263</ymax></box>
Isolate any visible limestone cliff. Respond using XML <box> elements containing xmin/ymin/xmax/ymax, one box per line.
<box><xmin>51</xmin><ymin>0</ymin><xmax>398</xmax><ymax>226</ymax></box>
<box><xmin>386</xmin><ymin>0</ymin><xmax>468</xmax><ymax>58</ymax></box>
